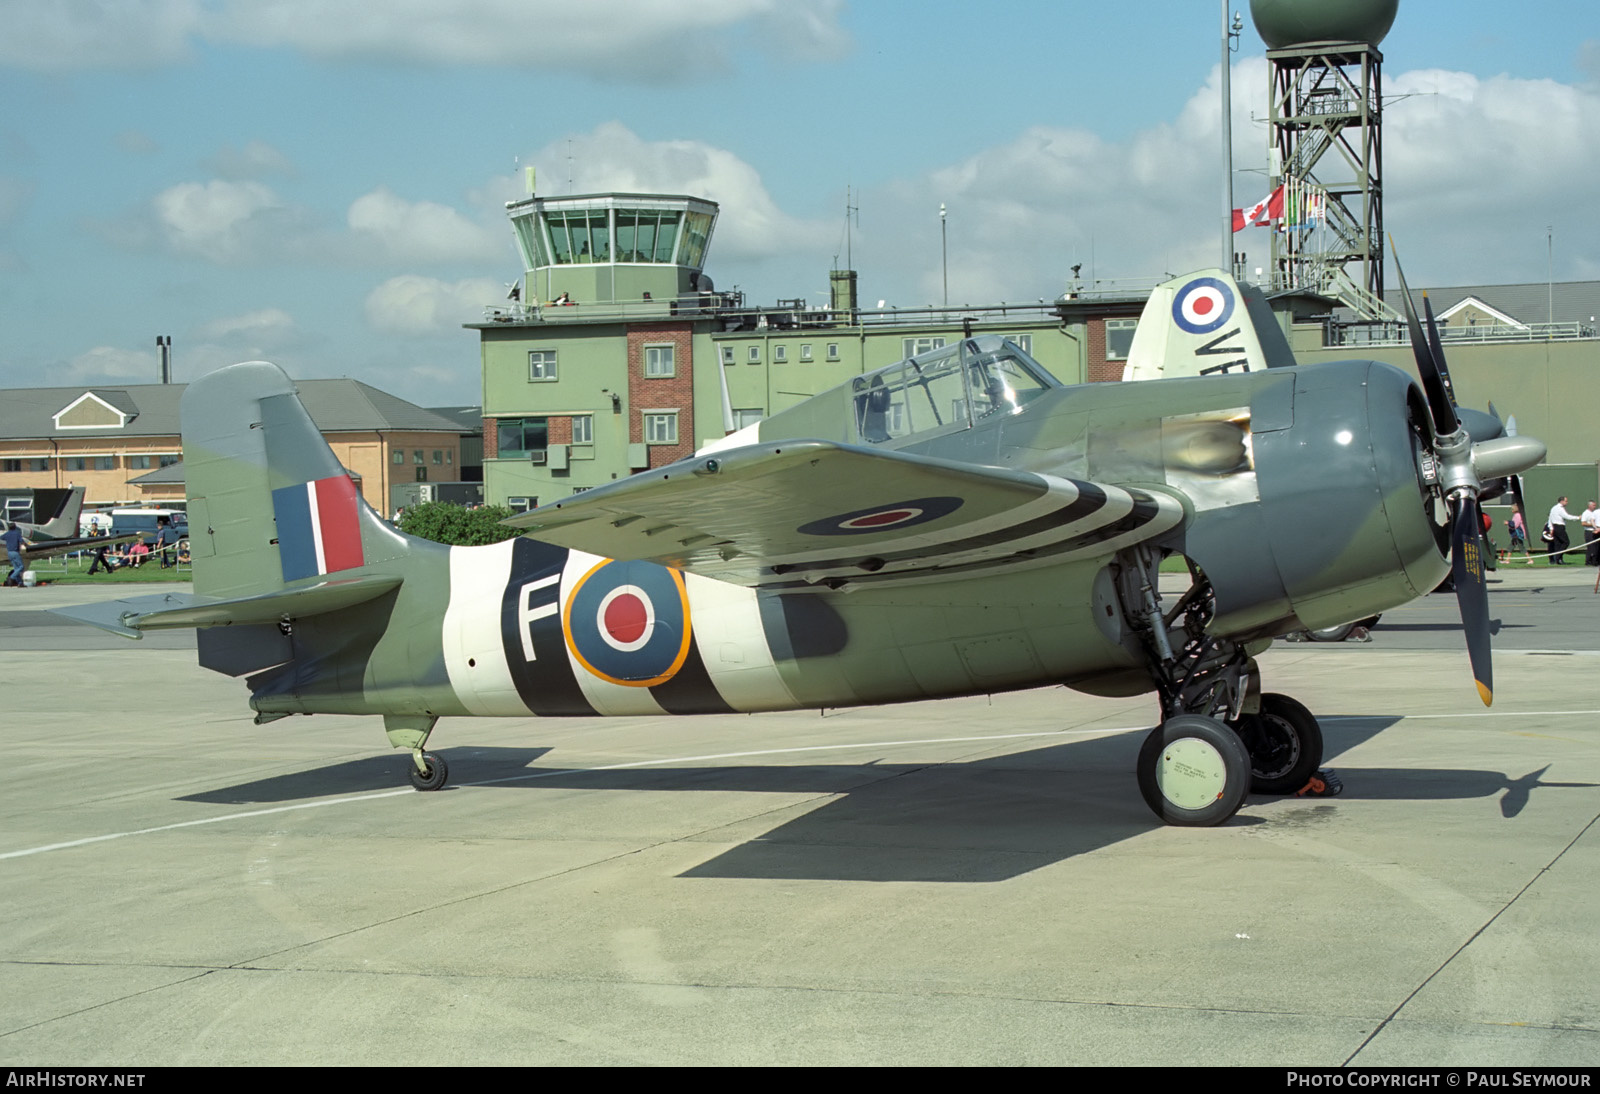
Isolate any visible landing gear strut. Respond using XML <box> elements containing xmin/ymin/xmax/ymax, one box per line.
<box><xmin>1115</xmin><ymin>547</ymin><xmax>1325</xmax><ymax>825</ymax></box>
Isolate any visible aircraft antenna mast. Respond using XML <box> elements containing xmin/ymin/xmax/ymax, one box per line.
<box><xmin>1252</xmin><ymin>0</ymin><xmax>1399</xmax><ymax>319</ymax></box>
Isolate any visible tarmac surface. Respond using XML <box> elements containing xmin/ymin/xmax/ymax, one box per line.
<box><xmin>1</xmin><ymin>563</ymin><xmax>1597</xmax><ymax>1066</ymax></box>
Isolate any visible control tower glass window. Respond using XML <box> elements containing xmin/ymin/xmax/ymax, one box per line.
<box><xmin>512</xmin><ymin>213</ymin><xmax>548</xmax><ymax>269</ymax></box>
<box><xmin>679</xmin><ymin>211</ymin><xmax>713</xmax><ymax>269</ymax></box>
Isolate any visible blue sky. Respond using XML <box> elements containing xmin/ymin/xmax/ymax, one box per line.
<box><xmin>1</xmin><ymin>1</ymin><xmax>1595</xmax><ymax>405</ymax></box>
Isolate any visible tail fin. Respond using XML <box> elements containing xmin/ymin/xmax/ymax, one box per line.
<box><xmin>27</xmin><ymin>487</ymin><xmax>85</xmax><ymax>538</ymax></box>
<box><xmin>1122</xmin><ymin>269</ymin><xmax>1297</xmax><ymax>382</ymax></box>
<box><xmin>182</xmin><ymin>361</ymin><xmax>402</xmax><ymax>599</ymax></box>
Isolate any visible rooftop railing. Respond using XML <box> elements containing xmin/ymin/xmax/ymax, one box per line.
<box><xmin>1329</xmin><ymin>321</ymin><xmax>1598</xmax><ymax>347</ymax></box>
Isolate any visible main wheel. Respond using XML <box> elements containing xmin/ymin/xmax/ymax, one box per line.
<box><xmin>1236</xmin><ymin>693</ymin><xmax>1323</xmax><ymax>795</ymax></box>
<box><xmin>408</xmin><ymin>752</ymin><xmax>449</xmax><ymax>791</ymax></box>
<box><xmin>1136</xmin><ymin>714</ymin><xmax>1251</xmax><ymax>827</ymax></box>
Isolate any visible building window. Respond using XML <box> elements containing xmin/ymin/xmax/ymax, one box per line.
<box><xmin>414</xmin><ymin>450</ymin><xmax>425</xmax><ymax>464</ymax></box>
<box><xmin>445</xmin><ymin>450</ymin><xmax>454</xmax><ymax>465</ymax></box>
<box><xmin>158</xmin><ymin>454</ymin><xmax>180</xmax><ymax>468</ymax></box>
<box><xmin>644</xmin><ymin>344</ymin><xmax>675</xmax><ymax>378</ymax></box>
<box><xmin>774</xmin><ymin>345</ymin><xmax>787</xmax><ymax>362</ymax></box>
<box><xmin>734</xmin><ymin>408</ymin><xmax>763</xmax><ymax>429</ymax></box>
<box><xmin>64</xmin><ymin>456</ymin><xmax>113</xmax><ymax>471</ymax></box>
<box><xmin>800</xmin><ymin>344</ymin><xmax>813</xmax><ymax>362</ymax></box>
<box><xmin>1105</xmin><ymin>319</ymin><xmax>1138</xmax><ymax>361</ymax></box>
<box><xmin>644</xmin><ymin>411</ymin><xmax>678</xmax><ymax>445</ymax></box>
<box><xmin>826</xmin><ymin>343</ymin><xmax>840</xmax><ymax>361</ymax></box>
<box><xmin>999</xmin><ymin>333</ymin><xmax>1034</xmax><ymax>354</ymax></box>
<box><xmin>497</xmin><ymin>417</ymin><xmax>549</xmax><ymax>458</ymax></box>
<box><xmin>902</xmin><ymin>337</ymin><xmax>946</xmax><ymax>358</ymax></box>
<box><xmin>747</xmin><ymin>346</ymin><xmax>760</xmax><ymax>363</ymax></box>
<box><xmin>721</xmin><ymin>345</ymin><xmax>735</xmax><ymax>365</ymax></box>
<box><xmin>392</xmin><ymin>449</ymin><xmax>404</xmax><ymax>464</ymax></box>
<box><xmin>432</xmin><ymin>451</ymin><xmax>443</xmax><ymax>465</ymax></box>
<box><xmin>1</xmin><ymin>460</ymin><xmax>20</xmax><ymax>473</ymax></box>
<box><xmin>529</xmin><ymin>349</ymin><xmax>558</xmax><ymax>382</ymax></box>
<box><xmin>571</xmin><ymin>415</ymin><xmax>593</xmax><ymax>445</ymax></box>
<box><xmin>507</xmin><ymin>496</ymin><xmax>536</xmax><ymax>513</ymax></box>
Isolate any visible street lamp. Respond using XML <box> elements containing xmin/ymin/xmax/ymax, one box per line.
<box><xmin>1222</xmin><ymin>5</ymin><xmax>1243</xmax><ymax>272</ymax></box>
<box><xmin>941</xmin><ymin>204</ymin><xmax>948</xmax><ymax>308</ymax></box>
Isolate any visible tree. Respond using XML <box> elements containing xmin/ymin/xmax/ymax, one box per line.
<box><xmin>397</xmin><ymin>501</ymin><xmax>521</xmax><ymax>546</ymax></box>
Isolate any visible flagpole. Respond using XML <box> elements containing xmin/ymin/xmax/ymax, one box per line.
<box><xmin>1221</xmin><ymin>1</ymin><xmax>1233</xmax><ymax>273</ymax></box>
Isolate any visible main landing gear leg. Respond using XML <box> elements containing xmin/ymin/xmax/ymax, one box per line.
<box><xmin>1115</xmin><ymin>548</ymin><xmax>1325</xmax><ymax>825</ymax></box>
<box><xmin>384</xmin><ymin>714</ymin><xmax>448</xmax><ymax>792</ymax></box>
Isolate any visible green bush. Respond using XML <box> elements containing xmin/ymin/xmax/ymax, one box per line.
<box><xmin>397</xmin><ymin>501</ymin><xmax>522</xmax><ymax>546</ymax></box>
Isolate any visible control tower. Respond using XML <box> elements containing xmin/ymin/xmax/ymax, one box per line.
<box><xmin>1252</xmin><ymin>0</ymin><xmax>1398</xmax><ymax>318</ymax></box>
<box><xmin>505</xmin><ymin>191</ymin><xmax>719</xmax><ymax>307</ymax></box>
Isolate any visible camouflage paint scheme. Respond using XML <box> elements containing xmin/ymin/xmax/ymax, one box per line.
<box><xmin>55</xmin><ymin>268</ymin><xmax>1545</xmax><ymax>823</ymax></box>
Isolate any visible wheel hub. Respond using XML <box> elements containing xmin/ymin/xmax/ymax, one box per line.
<box><xmin>1155</xmin><ymin>738</ymin><xmax>1228</xmax><ymax>810</ymax></box>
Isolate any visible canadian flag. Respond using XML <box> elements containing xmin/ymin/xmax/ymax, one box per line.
<box><xmin>1232</xmin><ymin>185</ymin><xmax>1285</xmax><ymax>232</ymax></box>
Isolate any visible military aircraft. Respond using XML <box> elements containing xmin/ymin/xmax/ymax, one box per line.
<box><xmin>7</xmin><ymin>487</ymin><xmax>135</xmax><ymax>563</ymax></box>
<box><xmin>55</xmin><ymin>265</ymin><xmax>1545</xmax><ymax>826</ymax></box>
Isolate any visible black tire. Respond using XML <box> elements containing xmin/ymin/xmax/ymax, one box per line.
<box><xmin>1136</xmin><ymin>714</ymin><xmax>1251</xmax><ymax>827</ymax></box>
<box><xmin>1237</xmin><ymin>693</ymin><xmax>1323</xmax><ymax>795</ymax></box>
<box><xmin>1308</xmin><ymin>623</ymin><xmax>1354</xmax><ymax>642</ymax></box>
<box><xmin>408</xmin><ymin>752</ymin><xmax>449</xmax><ymax>791</ymax></box>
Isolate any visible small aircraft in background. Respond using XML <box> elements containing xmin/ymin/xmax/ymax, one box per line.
<box><xmin>56</xmin><ymin>263</ymin><xmax>1544</xmax><ymax>826</ymax></box>
<box><xmin>8</xmin><ymin>487</ymin><xmax>135</xmax><ymax>563</ymax></box>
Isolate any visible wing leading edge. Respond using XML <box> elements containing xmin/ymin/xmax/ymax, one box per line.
<box><xmin>506</xmin><ymin>440</ymin><xmax>1185</xmax><ymax>590</ymax></box>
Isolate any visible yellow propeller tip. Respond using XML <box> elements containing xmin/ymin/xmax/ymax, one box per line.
<box><xmin>1476</xmin><ymin>681</ymin><xmax>1493</xmax><ymax>707</ymax></box>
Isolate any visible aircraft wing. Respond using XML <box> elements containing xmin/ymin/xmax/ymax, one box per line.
<box><xmin>21</xmin><ymin>533</ymin><xmax>138</xmax><ymax>561</ymax></box>
<box><xmin>506</xmin><ymin>440</ymin><xmax>1185</xmax><ymax>589</ymax></box>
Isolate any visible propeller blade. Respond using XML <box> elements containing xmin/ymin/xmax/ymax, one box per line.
<box><xmin>1390</xmin><ymin>241</ymin><xmax>1460</xmax><ymax>437</ymax></box>
<box><xmin>1423</xmin><ymin>293</ymin><xmax>1458</xmax><ymax>408</ymax></box>
<box><xmin>1452</xmin><ymin>495</ymin><xmax>1493</xmax><ymax>706</ymax></box>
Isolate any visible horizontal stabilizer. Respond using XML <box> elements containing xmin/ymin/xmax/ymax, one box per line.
<box><xmin>51</xmin><ymin>573</ymin><xmax>402</xmax><ymax>639</ymax></box>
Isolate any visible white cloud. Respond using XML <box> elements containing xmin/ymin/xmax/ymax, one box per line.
<box><xmin>1382</xmin><ymin>69</ymin><xmax>1600</xmax><ymax>282</ymax></box>
<box><xmin>197</xmin><ymin>308</ymin><xmax>296</xmax><ymax>342</ymax></box>
<box><xmin>0</xmin><ymin>0</ymin><xmax>849</xmax><ymax>78</ymax></box>
<box><xmin>207</xmin><ymin>139</ymin><xmax>295</xmax><ymax>180</ymax></box>
<box><xmin>62</xmin><ymin>345</ymin><xmax>160</xmax><ymax>384</ymax></box>
<box><xmin>856</xmin><ymin>58</ymin><xmax>1600</xmax><ymax>306</ymax></box>
<box><xmin>524</xmin><ymin>123</ymin><xmax>830</xmax><ymax>263</ymax></box>
<box><xmin>150</xmin><ymin>179</ymin><xmax>285</xmax><ymax>262</ymax></box>
<box><xmin>347</xmin><ymin>187</ymin><xmax>503</xmax><ymax>264</ymax></box>
<box><xmin>0</xmin><ymin>0</ymin><xmax>200</xmax><ymax>71</ymax></box>
<box><xmin>364</xmin><ymin>275</ymin><xmax>500</xmax><ymax>334</ymax></box>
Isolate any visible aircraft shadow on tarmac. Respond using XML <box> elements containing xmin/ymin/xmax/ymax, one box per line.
<box><xmin>179</xmin><ymin>714</ymin><xmax>1593</xmax><ymax>882</ymax></box>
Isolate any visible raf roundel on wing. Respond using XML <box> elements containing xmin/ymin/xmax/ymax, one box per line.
<box><xmin>1171</xmin><ymin>277</ymin><xmax>1236</xmax><ymax>335</ymax></box>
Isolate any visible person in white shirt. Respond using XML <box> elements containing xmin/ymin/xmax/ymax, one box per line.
<box><xmin>1546</xmin><ymin>497</ymin><xmax>1581</xmax><ymax>565</ymax></box>
<box><xmin>1581</xmin><ymin>501</ymin><xmax>1600</xmax><ymax>567</ymax></box>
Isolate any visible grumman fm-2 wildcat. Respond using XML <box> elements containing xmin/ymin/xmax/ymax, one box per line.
<box><xmin>58</xmin><ymin>265</ymin><xmax>1544</xmax><ymax>826</ymax></box>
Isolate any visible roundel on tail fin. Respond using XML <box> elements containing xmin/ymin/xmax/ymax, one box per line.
<box><xmin>1172</xmin><ymin>277</ymin><xmax>1235</xmax><ymax>335</ymax></box>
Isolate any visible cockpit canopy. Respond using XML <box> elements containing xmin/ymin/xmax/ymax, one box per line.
<box><xmin>851</xmin><ymin>336</ymin><xmax>1059</xmax><ymax>446</ymax></box>
<box><xmin>749</xmin><ymin>335</ymin><xmax>1061</xmax><ymax>450</ymax></box>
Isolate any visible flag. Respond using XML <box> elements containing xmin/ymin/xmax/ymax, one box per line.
<box><xmin>1232</xmin><ymin>185</ymin><xmax>1285</xmax><ymax>232</ymax></box>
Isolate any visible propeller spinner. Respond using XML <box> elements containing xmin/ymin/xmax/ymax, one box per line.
<box><xmin>1390</xmin><ymin>243</ymin><xmax>1545</xmax><ymax>705</ymax></box>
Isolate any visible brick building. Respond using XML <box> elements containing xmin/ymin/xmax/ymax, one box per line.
<box><xmin>0</xmin><ymin>377</ymin><xmax>467</xmax><ymax>513</ymax></box>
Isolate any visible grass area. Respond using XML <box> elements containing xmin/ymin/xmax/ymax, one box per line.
<box><xmin>26</xmin><ymin>559</ymin><xmax>191</xmax><ymax>586</ymax></box>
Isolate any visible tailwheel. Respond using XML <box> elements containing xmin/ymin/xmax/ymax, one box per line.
<box><xmin>1235</xmin><ymin>693</ymin><xmax>1323</xmax><ymax>795</ymax></box>
<box><xmin>1136</xmin><ymin>714</ymin><xmax>1251</xmax><ymax>827</ymax></box>
<box><xmin>408</xmin><ymin>751</ymin><xmax>449</xmax><ymax>792</ymax></box>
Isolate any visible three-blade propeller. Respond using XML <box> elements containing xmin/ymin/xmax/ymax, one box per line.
<box><xmin>1395</xmin><ymin>243</ymin><xmax>1542</xmax><ymax>703</ymax></box>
